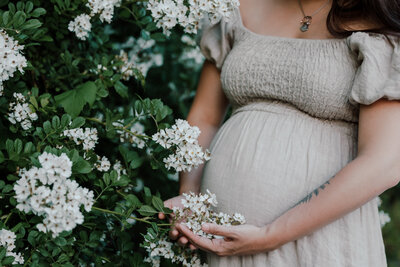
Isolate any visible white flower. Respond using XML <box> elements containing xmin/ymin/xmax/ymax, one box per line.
<box><xmin>86</xmin><ymin>0</ymin><xmax>122</xmax><ymax>23</ymax></box>
<box><xmin>7</xmin><ymin>92</ymin><xmax>38</xmax><ymax>130</ymax></box>
<box><xmin>113</xmin><ymin>160</ymin><xmax>127</xmax><ymax>180</ymax></box>
<box><xmin>112</xmin><ymin>119</ymin><xmax>146</xmax><ymax>149</ymax></box>
<box><xmin>13</xmin><ymin>152</ymin><xmax>95</xmax><ymax>237</ymax></box>
<box><xmin>62</xmin><ymin>127</ymin><xmax>98</xmax><ymax>150</ymax></box>
<box><xmin>95</xmin><ymin>155</ymin><xmax>111</xmax><ymax>172</ymax></box>
<box><xmin>146</xmin><ymin>0</ymin><xmax>240</xmax><ymax>35</ymax></box>
<box><xmin>113</xmin><ymin>36</ymin><xmax>163</xmax><ymax>80</ymax></box>
<box><xmin>143</xmin><ymin>190</ymin><xmax>241</xmax><ymax>266</ymax></box>
<box><xmin>0</xmin><ymin>229</ymin><xmax>24</xmax><ymax>264</ymax></box>
<box><xmin>152</xmin><ymin>119</ymin><xmax>211</xmax><ymax>172</ymax></box>
<box><xmin>68</xmin><ymin>14</ymin><xmax>92</xmax><ymax>40</ymax></box>
<box><xmin>0</xmin><ymin>30</ymin><xmax>27</xmax><ymax>92</ymax></box>
<box><xmin>379</xmin><ymin>210</ymin><xmax>391</xmax><ymax>228</ymax></box>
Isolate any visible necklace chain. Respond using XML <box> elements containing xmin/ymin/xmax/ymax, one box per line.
<box><xmin>297</xmin><ymin>0</ymin><xmax>331</xmax><ymax>32</ymax></box>
<box><xmin>298</xmin><ymin>0</ymin><xmax>331</xmax><ymax>18</ymax></box>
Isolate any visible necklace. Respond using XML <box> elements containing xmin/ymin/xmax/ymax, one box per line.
<box><xmin>298</xmin><ymin>0</ymin><xmax>331</xmax><ymax>32</ymax></box>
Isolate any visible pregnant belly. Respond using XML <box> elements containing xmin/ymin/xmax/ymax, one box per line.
<box><xmin>200</xmin><ymin>101</ymin><xmax>358</xmax><ymax>227</ymax></box>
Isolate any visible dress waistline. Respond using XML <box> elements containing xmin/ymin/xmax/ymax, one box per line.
<box><xmin>231</xmin><ymin>100</ymin><xmax>358</xmax><ymax>137</ymax></box>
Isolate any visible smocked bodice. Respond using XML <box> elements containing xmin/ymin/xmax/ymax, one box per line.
<box><xmin>196</xmin><ymin>7</ymin><xmax>400</xmax><ymax>124</ymax></box>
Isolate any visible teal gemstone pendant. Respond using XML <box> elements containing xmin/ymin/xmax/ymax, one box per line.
<box><xmin>300</xmin><ymin>16</ymin><xmax>312</xmax><ymax>32</ymax></box>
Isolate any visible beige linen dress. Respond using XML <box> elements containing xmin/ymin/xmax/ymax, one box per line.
<box><xmin>196</xmin><ymin>7</ymin><xmax>400</xmax><ymax>267</ymax></box>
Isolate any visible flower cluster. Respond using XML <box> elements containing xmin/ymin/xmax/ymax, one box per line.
<box><xmin>8</xmin><ymin>92</ymin><xmax>38</xmax><ymax>130</ymax></box>
<box><xmin>62</xmin><ymin>127</ymin><xmax>99</xmax><ymax>150</ymax></box>
<box><xmin>86</xmin><ymin>0</ymin><xmax>122</xmax><ymax>23</ymax></box>
<box><xmin>95</xmin><ymin>155</ymin><xmax>111</xmax><ymax>172</ymax></box>
<box><xmin>143</xmin><ymin>190</ymin><xmax>245</xmax><ymax>266</ymax></box>
<box><xmin>0</xmin><ymin>30</ymin><xmax>28</xmax><ymax>96</ymax></box>
<box><xmin>13</xmin><ymin>152</ymin><xmax>95</xmax><ymax>237</ymax></box>
<box><xmin>177</xmin><ymin>190</ymin><xmax>245</xmax><ymax>238</ymax></box>
<box><xmin>68</xmin><ymin>0</ymin><xmax>121</xmax><ymax>40</ymax></box>
<box><xmin>143</xmin><ymin>236</ymin><xmax>206</xmax><ymax>267</ymax></box>
<box><xmin>113</xmin><ymin>160</ymin><xmax>127</xmax><ymax>180</ymax></box>
<box><xmin>0</xmin><ymin>229</ymin><xmax>24</xmax><ymax>264</ymax></box>
<box><xmin>152</xmin><ymin>119</ymin><xmax>211</xmax><ymax>172</ymax></box>
<box><xmin>146</xmin><ymin>0</ymin><xmax>240</xmax><ymax>36</ymax></box>
<box><xmin>114</xmin><ymin>35</ymin><xmax>163</xmax><ymax>79</ymax></box>
<box><xmin>68</xmin><ymin>14</ymin><xmax>92</xmax><ymax>40</ymax></box>
<box><xmin>180</xmin><ymin>35</ymin><xmax>204</xmax><ymax>64</ymax></box>
<box><xmin>112</xmin><ymin>119</ymin><xmax>146</xmax><ymax>149</ymax></box>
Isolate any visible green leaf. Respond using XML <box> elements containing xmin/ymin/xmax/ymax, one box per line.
<box><xmin>57</xmin><ymin>253</ymin><xmax>69</xmax><ymax>263</ymax></box>
<box><xmin>2</xmin><ymin>11</ymin><xmax>9</xmax><ymax>25</ymax></box>
<box><xmin>130</xmin><ymin>157</ymin><xmax>143</xmax><ymax>169</ymax></box>
<box><xmin>5</xmin><ymin>139</ymin><xmax>13</xmax><ymax>154</ymax></box>
<box><xmin>70</xmin><ymin>117</ymin><xmax>85</xmax><ymax>128</ymax></box>
<box><xmin>126</xmin><ymin>194</ymin><xmax>141</xmax><ymax>209</ymax></box>
<box><xmin>30</xmin><ymin>7</ymin><xmax>46</xmax><ymax>17</ymax></box>
<box><xmin>20</xmin><ymin>19</ymin><xmax>42</xmax><ymax>30</ymax></box>
<box><xmin>13</xmin><ymin>10</ymin><xmax>26</xmax><ymax>28</ymax></box>
<box><xmin>103</xmin><ymin>173</ymin><xmax>111</xmax><ymax>186</ymax></box>
<box><xmin>152</xmin><ymin>196</ymin><xmax>164</xmax><ymax>212</ymax></box>
<box><xmin>24</xmin><ymin>142</ymin><xmax>34</xmax><ymax>153</ymax></box>
<box><xmin>137</xmin><ymin>205</ymin><xmax>157</xmax><ymax>216</ymax></box>
<box><xmin>61</xmin><ymin>114</ymin><xmax>72</xmax><ymax>128</ymax></box>
<box><xmin>29</xmin><ymin>96</ymin><xmax>39</xmax><ymax>109</ymax></box>
<box><xmin>55</xmin><ymin>82</ymin><xmax>97</xmax><ymax>117</ymax></box>
<box><xmin>25</xmin><ymin>1</ymin><xmax>33</xmax><ymax>13</ymax></box>
<box><xmin>0</xmin><ymin>247</ymin><xmax>6</xmax><ymax>261</ymax></box>
<box><xmin>114</xmin><ymin>80</ymin><xmax>128</xmax><ymax>98</ymax></box>
<box><xmin>2</xmin><ymin>256</ymin><xmax>15</xmax><ymax>265</ymax></box>
<box><xmin>43</xmin><ymin>121</ymin><xmax>52</xmax><ymax>134</ymax></box>
<box><xmin>52</xmin><ymin>116</ymin><xmax>61</xmax><ymax>129</ymax></box>
<box><xmin>0</xmin><ymin>151</ymin><xmax>4</xmax><ymax>164</ymax></box>
<box><xmin>54</xmin><ymin>237</ymin><xmax>67</xmax><ymax>246</ymax></box>
<box><xmin>2</xmin><ymin>184</ymin><xmax>13</xmax><ymax>193</ymax></box>
<box><xmin>14</xmin><ymin>139</ymin><xmax>22</xmax><ymax>154</ymax></box>
<box><xmin>72</xmin><ymin>158</ymin><xmax>92</xmax><ymax>174</ymax></box>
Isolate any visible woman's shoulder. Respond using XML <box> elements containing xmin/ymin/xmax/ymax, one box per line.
<box><xmin>345</xmin><ymin>24</ymin><xmax>400</xmax><ymax>106</ymax></box>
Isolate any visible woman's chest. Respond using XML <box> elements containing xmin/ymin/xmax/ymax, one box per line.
<box><xmin>220</xmin><ymin>34</ymin><xmax>361</xmax><ymax>122</ymax></box>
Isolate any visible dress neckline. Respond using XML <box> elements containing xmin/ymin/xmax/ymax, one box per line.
<box><xmin>234</xmin><ymin>7</ymin><xmax>347</xmax><ymax>42</ymax></box>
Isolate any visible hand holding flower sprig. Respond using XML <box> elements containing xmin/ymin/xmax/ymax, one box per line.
<box><xmin>146</xmin><ymin>190</ymin><xmax>246</xmax><ymax>266</ymax></box>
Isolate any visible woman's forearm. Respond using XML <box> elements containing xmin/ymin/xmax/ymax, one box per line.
<box><xmin>266</xmin><ymin>154</ymin><xmax>400</xmax><ymax>249</ymax></box>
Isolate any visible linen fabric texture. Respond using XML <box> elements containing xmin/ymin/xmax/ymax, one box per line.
<box><xmin>196</xmin><ymin>7</ymin><xmax>400</xmax><ymax>267</ymax></box>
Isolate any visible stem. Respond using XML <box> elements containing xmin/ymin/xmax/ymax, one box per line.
<box><xmin>23</xmin><ymin>248</ymin><xmax>35</xmax><ymax>267</ymax></box>
<box><xmin>91</xmin><ymin>206</ymin><xmax>171</xmax><ymax>226</ymax></box>
<box><xmin>3</xmin><ymin>212</ymin><xmax>12</xmax><ymax>225</ymax></box>
<box><xmin>85</xmin><ymin>117</ymin><xmax>150</xmax><ymax>140</ymax></box>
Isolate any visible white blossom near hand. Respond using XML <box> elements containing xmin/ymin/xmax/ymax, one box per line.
<box><xmin>175</xmin><ymin>222</ymin><xmax>279</xmax><ymax>256</ymax></box>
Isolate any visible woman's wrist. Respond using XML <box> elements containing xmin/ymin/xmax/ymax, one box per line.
<box><xmin>261</xmin><ymin>222</ymin><xmax>286</xmax><ymax>251</ymax></box>
<box><xmin>179</xmin><ymin>184</ymin><xmax>201</xmax><ymax>194</ymax></box>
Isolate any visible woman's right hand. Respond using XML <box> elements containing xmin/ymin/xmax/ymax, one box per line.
<box><xmin>158</xmin><ymin>195</ymin><xmax>198</xmax><ymax>250</ymax></box>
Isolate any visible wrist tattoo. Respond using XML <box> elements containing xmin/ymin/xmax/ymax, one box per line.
<box><xmin>292</xmin><ymin>176</ymin><xmax>334</xmax><ymax>208</ymax></box>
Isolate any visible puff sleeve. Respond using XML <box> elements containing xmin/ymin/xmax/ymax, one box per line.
<box><xmin>346</xmin><ymin>31</ymin><xmax>400</xmax><ymax>106</ymax></box>
<box><xmin>195</xmin><ymin>15</ymin><xmax>236</xmax><ymax>70</ymax></box>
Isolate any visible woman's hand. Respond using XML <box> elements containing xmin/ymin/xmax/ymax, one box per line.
<box><xmin>175</xmin><ymin>222</ymin><xmax>280</xmax><ymax>256</ymax></box>
<box><xmin>157</xmin><ymin>195</ymin><xmax>197</xmax><ymax>250</ymax></box>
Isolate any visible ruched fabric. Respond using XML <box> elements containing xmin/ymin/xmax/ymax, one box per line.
<box><xmin>196</xmin><ymin>6</ymin><xmax>396</xmax><ymax>267</ymax></box>
<box><xmin>346</xmin><ymin>32</ymin><xmax>400</xmax><ymax>106</ymax></box>
<box><xmin>196</xmin><ymin>14</ymin><xmax>237</xmax><ymax>70</ymax></box>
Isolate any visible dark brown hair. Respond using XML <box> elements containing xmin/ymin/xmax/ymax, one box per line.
<box><xmin>327</xmin><ymin>0</ymin><xmax>400</xmax><ymax>37</ymax></box>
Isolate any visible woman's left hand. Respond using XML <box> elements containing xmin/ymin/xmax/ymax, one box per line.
<box><xmin>175</xmin><ymin>223</ymin><xmax>280</xmax><ymax>256</ymax></box>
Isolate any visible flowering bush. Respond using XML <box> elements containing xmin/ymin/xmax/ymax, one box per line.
<box><xmin>0</xmin><ymin>0</ymin><xmax>399</xmax><ymax>266</ymax></box>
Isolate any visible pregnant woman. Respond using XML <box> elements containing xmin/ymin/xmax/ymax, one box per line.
<box><xmin>159</xmin><ymin>0</ymin><xmax>400</xmax><ymax>265</ymax></box>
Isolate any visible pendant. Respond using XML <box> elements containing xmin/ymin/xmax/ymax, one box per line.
<box><xmin>300</xmin><ymin>16</ymin><xmax>312</xmax><ymax>32</ymax></box>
